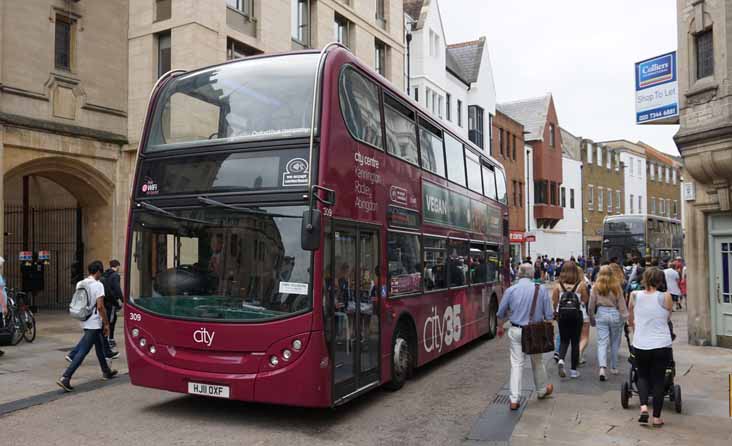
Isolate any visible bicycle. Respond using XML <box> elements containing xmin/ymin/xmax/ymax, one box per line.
<box><xmin>4</xmin><ymin>289</ymin><xmax>36</xmax><ymax>344</ymax></box>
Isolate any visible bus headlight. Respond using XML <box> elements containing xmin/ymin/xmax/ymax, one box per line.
<box><xmin>282</xmin><ymin>349</ymin><xmax>292</xmax><ymax>360</ymax></box>
<box><xmin>131</xmin><ymin>328</ymin><xmax>140</xmax><ymax>338</ymax></box>
<box><xmin>269</xmin><ymin>355</ymin><xmax>279</xmax><ymax>366</ymax></box>
<box><xmin>292</xmin><ymin>339</ymin><xmax>302</xmax><ymax>351</ymax></box>
<box><xmin>140</xmin><ymin>338</ymin><xmax>147</xmax><ymax>348</ymax></box>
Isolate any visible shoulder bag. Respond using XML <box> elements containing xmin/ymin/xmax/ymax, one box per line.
<box><xmin>521</xmin><ymin>284</ymin><xmax>555</xmax><ymax>354</ymax></box>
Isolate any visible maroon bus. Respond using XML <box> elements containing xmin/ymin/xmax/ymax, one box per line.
<box><xmin>125</xmin><ymin>44</ymin><xmax>510</xmax><ymax>407</ymax></box>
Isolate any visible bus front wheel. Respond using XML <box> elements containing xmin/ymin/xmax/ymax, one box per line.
<box><xmin>383</xmin><ymin>324</ymin><xmax>412</xmax><ymax>391</ymax></box>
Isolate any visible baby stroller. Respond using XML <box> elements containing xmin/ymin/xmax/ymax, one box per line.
<box><xmin>620</xmin><ymin>323</ymin><xmax>682</xmax><ymax>413</ymax></box>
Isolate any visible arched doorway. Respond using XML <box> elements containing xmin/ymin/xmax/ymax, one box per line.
<box><xmin>3</xmin><ymin>156</ymin><xmax>115</xmax><ymax>310</ymax></box>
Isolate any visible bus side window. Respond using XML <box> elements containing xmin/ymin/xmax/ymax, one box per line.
<box><xmin>419</xmin><ymin>120</ymin><xmax>446</xmax><ymax>178</ymax></box>
<box><xmin>485</xmin><ymin>248</ymin><xmax>499</xmax><ymax>283</ymax></box>
<box><xmin>469</xmin><ymin>242</ymin><xmax>487</xmax><ymax>284</ymax></box>
<box><xmin>339</xmin><ymin>67</ymin><xmax>383</xmax><ymax>149</ymax></box>
<box><xmin>384</xmin><ymin>94</ymin><xmax>418</xmax><ymax>165</ymax></box>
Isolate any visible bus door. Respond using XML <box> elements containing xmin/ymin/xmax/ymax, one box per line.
<box><xmin>327</xmin><ymin>222</ymin><xmax>381</xmax><ymax>402</ymax></box>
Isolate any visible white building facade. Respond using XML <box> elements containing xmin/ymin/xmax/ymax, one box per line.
<box><xmin>404</xmin><ymin>0</ymin><xmax>496</xmax><ymax>153</ymax></box>
<box><xmin>524</xmin><ymin>147</ymin><xmax>584</xmax><ymax>260</ymax></box>
<box><xmin>616</xmin><ymin>143</ymin><xmax>647</xmax><ymax>215</ymax></box>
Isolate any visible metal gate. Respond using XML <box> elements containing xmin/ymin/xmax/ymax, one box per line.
<box><xmin>4</xmin><ymin>206</ymin><xmax>82</xmax><ymax>310</ymax></box>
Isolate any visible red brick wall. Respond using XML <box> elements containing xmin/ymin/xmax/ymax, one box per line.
<box><xmin>530</xmin><ymin>97</ymin><xmax>564</xmax><ymax>223</ymax></box>
<box><xmin>492</xmin><ymin>111</ymin><xmax>526</xmax><ymax>238</ymax></box>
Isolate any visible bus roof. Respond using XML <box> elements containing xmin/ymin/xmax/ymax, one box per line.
<box><xmin>603</xmin><ymin>214</ymin><xmax>681</xmax><ymax>224</ymax></box>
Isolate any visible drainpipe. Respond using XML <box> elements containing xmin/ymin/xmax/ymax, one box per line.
<box><xmin>406</xmin><ymin>32</ymin><xmax>413</xmax><ymax>94</ymax></box>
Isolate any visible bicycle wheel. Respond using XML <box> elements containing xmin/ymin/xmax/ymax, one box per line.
<box><xmin>21</xmin><ymin>310</ymin><xmax>36</xmax><ymax>343</ymax></box>
<box><xmin>10</xmin><ymin>312</ymin><xmax>24</xmax><ymax>345</ymax></box>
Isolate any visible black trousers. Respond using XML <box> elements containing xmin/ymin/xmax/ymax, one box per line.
<box><xmin>558</xmin><ymin>314</ymin><xmax>582</xmax><ymax>370</ymax></box>
<box><xmin>635</xmin><ymin>347</ymin><xmax>672</xmax><ymax>418</ymax></box>
<box><xmin>105</xmin><ymin>304</ymin><xmax>118</xmax><ymax>340</ymax></box>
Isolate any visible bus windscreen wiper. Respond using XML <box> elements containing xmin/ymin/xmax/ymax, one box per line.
<box><xmin>136</xmin><ymin>201</ymin><xmax>215</xmax><ymax>225</ymax></box>
<box><xmin>197</xmin><ymin>196</ymin><xmax>302</xmax><ymax>219</ymax></box>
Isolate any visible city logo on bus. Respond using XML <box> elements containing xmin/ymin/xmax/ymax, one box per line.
<box><xmin>193</xmin><ymin>328</ymin><xmax>215</xmax><ymax>347</ymax></box>
<box><xmin>423</xmin><ymin>305</ymin><xmax>462</xmax><ymax>353</ymax></box>
<box><xmin>141</xmin><ymin>176</ymin><xmax>159</xmax><ymax>195</ymax></box>
<box><xmin>389</xmin><ymin>186</ymin><xmax>408</xmax><ymax>206</ymax></box>
<box><xmin>282</xmin><ymin>158</ymin><xmax>309</xmax><ymax>187</ymax></box>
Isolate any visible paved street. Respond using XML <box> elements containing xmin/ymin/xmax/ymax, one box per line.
<box><xmin>1</xmin><ymin>307</ymin><xmax>730</xmax><ymax>445</ymax></box>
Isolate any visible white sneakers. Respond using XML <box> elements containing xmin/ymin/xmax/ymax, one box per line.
<box><xmin>558</xmin><ymin>359</ymin><xmax>567</xmax><ymax>378</ymax></box>
<box><xmin>570</xmin><ymin>369</ymin><xmax>580</xmax><ymax>379</ymax></box>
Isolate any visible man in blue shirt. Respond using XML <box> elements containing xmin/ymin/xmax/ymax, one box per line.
<box><xmin>497</xmin><ymin>263</ymin><xmax>554</xmax><ymax>410</ymax></box>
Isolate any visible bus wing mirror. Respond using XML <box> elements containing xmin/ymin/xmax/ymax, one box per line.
<box><xmin>301</xmin><ymin>209</ymin><xmax>322</xmax><ymax>251</ymax></box>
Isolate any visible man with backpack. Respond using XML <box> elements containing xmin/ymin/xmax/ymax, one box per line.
<box><xmin>101</xmin><ymin>260</ymin><xmax>123</xmax><ymax>348</ymax></box>
<box><xmin>57</xmin><ymin>261</ymin><xmax>118</xmax><ymax>391</ymax></box>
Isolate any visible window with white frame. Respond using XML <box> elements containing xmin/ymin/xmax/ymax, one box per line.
<box><xmin>598</xmin><ymin>186</ymin><xmax>604</xmax><ymax>211</ymax></box>
<box><xmin>586</xmin><ymin>143</ymin><xmax>593</xmax><ymax>164</ymax></box>
<box><xmin>672</xmin><ymin>169</ymin><xmax>677</xmax><ymax>184</ymax></box>
<box><xmin>334</xmin><ymin>13</ymin><xmax>351</xmax><ymax>47</ymax></box>
<box><xmin>637</xmin><ymin>159</ymin><xmax>642</xmax><ymax>178</ymax></box>
<box><xmin>629</xmin><ymin>156</ymin><xmax>634</xmax><ymax>176</ymax></box>
<box><xmin>597</xmin><ymin>145</ymin><xmax>602</xmax><ymax>166</ymax></box>
<box><xmin>630</xmin><ymin>194</ymin><xmax>634</xmax><ymax>213</ymax></box>
<box><xmin>660</xmin><ymin>198</ymin><xmax>665</xmax><ymax>215</ymax></box>
<box><xmin>374</xmin><ymin>39</ymin><xmax>387</xmax><ymax>76</ymax></box>
<box><xmin>607</xmin><ymin>149</ymin><xmax>612</xmax><ymax>170</ymax></box>
<box><xmin>651</xmin><ymin>197</ymin><xmax>656</xmax><ymax>214</ymax></box>
<box><xmin>588</xmin><ymin>185</ymin><xmax>594</xmax><ymax>210</ymax></box>
<box><xmin>616</xmin><ymin>190</ymin><xmax>621</xmax><ymax>212</ymax></box>
<box><xmin>291</xmin><ymin>0</ymin><xmax>310</xmax><ymax>45</ymax></box>
<box><xmin>425</xmin><ymin>87</ymin><xmax>431</xmax><ymax>109</ymax></box>
<box><xmin>432</xmin><ymin>91</ymin><xmax>437</xmax><ymax>114</ymax></box>
<box><xmin>638</xmin><ymin>195</ymin><xmax>643</xmax><ymax>213</ymax></box>
<box><xmin>446</xmin><ymin>93</ymin><xmax>452</xmax><ymax>121</ymax></box>
<box><xmin>607</xmin><ymin>189</ymin><xmax>612</xmax><ymax>212</ymax></box>
<box><xmin>228</xmin><ymin>0</ymin><xmax>253</xmax><ymax>17</ymax></box>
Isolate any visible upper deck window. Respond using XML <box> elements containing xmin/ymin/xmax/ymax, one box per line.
<box><xmin>339</xmin><ymin>66</ymin><xmax>384</xmax><ymax>149</ymax></box>
<box><xmin>419</xmin><ymin>121</ymin><xmax>445</xmax><ymax>177</ymax></box>
<box><xmin>146</xmin><ymin>53</ymin><xmax>318</xmax><ymax>152</ymax></box>
<box><xmin>384</xmin><ymin>94</ymin><xmax>418</xmax><ymax>165</ymax></box>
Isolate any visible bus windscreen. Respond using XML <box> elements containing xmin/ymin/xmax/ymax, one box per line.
<box><xmin>146</xmin><ymin>53</ymin><xmax>319</xmax><ymax>151</ymax></box>
<box><xmin>128</xmin><ymin>205</ymin><xmax>312</xmax><ymax>322</ymax></box>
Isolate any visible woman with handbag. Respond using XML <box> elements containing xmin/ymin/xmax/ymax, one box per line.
<box><xmin>551</xmin><ymin>261</ymin><xmax>589</xmax><ymax>379</ymax></box>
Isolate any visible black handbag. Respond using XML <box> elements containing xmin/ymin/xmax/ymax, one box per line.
<box><xmin>521</xmin><ymin>284</ymin><xmax>555</xmax><ymax>354</ymax></box>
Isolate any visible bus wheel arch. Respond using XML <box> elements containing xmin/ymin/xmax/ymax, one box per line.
<box><xmin>383</xmin><ymin>313</ymin><xmax>416</xmax><ymax>391</ymax></box>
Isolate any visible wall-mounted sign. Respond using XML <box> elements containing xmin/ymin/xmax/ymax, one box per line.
<box><xmin>635</xmin><ymin>51</ymin><xmax>679</xmax><ymax>124</ymax></box>
<box><xmin>525</xmin><ymin>235</ymin><xmax>536</xmax><ymax>243</ymax></box>
<box><xmin>683</xmin><ymin>181</ymin><xmax>696</xmax><ymax>201</ymax></box>
<box><xmin>509</xmin><ymin>231</ymin><xmax>525</xmax><ymax>243</ymax></box>
<box><xmin>19</xmin><ymin>251</ymin><xmax>33</xmax><ymax>262</ymax></box>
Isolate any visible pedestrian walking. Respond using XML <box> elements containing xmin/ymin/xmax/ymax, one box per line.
<box><xmin>0</xmin><ymin>257</ymin><xmax>7</xmax><ymax>358</ymax></box>
<box><xmin>664</xmin><ymin>262</ymin><xmax>683</xmax><ymax>310</ymax></box>
<box><xmin>101</xmin><ymin>260</ymin><xmax>123</xmax><ymax>348</ymax></box>
<box><xmin>628</xmin><ymin>267</ymin><xmax>673</xmax><ymax>427</ymax></box>
<box><xmin>551</xmin><ymin>260</ymin><xmax>588</xmax><ymax>378</ymax></box>
<box><xmin>589</xmin><ymin>265</ymin><xmax>628</xmax><ymax>380</ymax></box>
<box><xmin>497</xmin><ymin>263</ymin><xmax>554</xmax><ymax>410</ymax></box>
<box><xmin>57</xmin><ymin>261</ymin><xmax>118</xmax><ymax>391</ymax></box>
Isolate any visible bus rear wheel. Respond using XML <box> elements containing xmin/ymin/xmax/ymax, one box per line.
<box><xmin>383</xmin><ymin>324</ymin><xmax>412</xmax><ymax>391</ymax></box>
<box><xmin>486</xmin><ymin>296</ymin><xmax>498</xmax><ymax>339</ymax></box>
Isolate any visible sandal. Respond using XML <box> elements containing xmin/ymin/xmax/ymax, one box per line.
<box><xmin>638</xmin><ymin>411</ymin><xmax>649</xmax><ymax>424</ymax></box>
<box><xmin>652</xmin><ymin>418</ymin><xmax>664</xmax><ymax>428</ymax></box>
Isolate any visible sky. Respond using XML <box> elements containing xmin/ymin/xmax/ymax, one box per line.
<box><xmin>440</xmin><ymin>0</ymin><xmax>680</xmax><ymax>156</ymax></box>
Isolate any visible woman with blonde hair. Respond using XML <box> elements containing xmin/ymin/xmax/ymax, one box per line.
<box><xmin>589</xmin><ymin>265</ymin><xmax>628</xmax><ymax>380</ymax></box>
<box><xmin>551</xmin><ymin>260</ymin><xmax>589</xmax><ymax>378</ymax></box>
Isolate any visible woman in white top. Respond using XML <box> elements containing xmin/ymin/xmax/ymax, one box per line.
<box><xmin>629</xmin><ymin>267</ymin><xmax>673</xmax><ymax>428</ymax></box>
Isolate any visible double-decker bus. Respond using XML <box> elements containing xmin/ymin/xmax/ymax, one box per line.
<box><xmin>602</xmin><ymin>214</ymin><xmax>683</xmax><ymax>263</ymax></box>
<box><xmin>125</xmin><ymin>44</ymin><xmax>509</xmax><ymax>407</ymax></box>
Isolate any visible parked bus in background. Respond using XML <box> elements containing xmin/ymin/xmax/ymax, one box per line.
<box><xmin>124</xmin><ymin>44</ymin><xmax>509</xmax><ymax>407</ymax></box>
<box><xmin>602</xmin><ymin>214</ymin><xmax>682</xmax><ymax>264</ymax></box>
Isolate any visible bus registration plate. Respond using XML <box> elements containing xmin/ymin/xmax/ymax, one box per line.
<box><xmin>187</xmin><ymin>382</ymin><xmax>230</xmax><ymax>399</ymax></box>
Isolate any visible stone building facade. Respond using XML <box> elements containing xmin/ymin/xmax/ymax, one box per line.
<box><xmin>0</xmin><ymin>0</ymin><xmax>405</xmax><ymax>309</ymax></box>
<box><xmin>0</xmin><ymin>0</ymin><xmax>130</xmax><ymax>308</ymax></box>
<box><xmin>491</xmin><ymin>110</ymin><xmax>525</xmax><ymax>260</ymax></box>
<box><xmin>675</xmin><ymin>0</ymin><xmax>732</xmax><ymax>347</ymax></box>
<box><xmin>580</xmin><ymin>139</ymin><xmax>624</xmax><ymax>259</ymax></box>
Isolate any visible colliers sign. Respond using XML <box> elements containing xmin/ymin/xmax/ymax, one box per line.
<box><xmin>635</xmin><ymin>51</ymin><xmax>679</xmax><ymax>125</ymax></box>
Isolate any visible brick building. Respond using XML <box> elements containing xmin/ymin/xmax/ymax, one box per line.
<box><xmin>640</xmin><ymin>143</ymin><xmax>682</xmax><ymax>220</ymax></box>
<box><xmin>581</xmin><ymin>139</ymin><xmax>624</xmax><ymax>259</ymax></box>
<box><xmin>498</xmin><ymin>94</ymin><xmax>564</xmax><ymax>260</ymax></box>
<box><xmin>491</xmin><ymin>110</ymin><xmax>525</xmax><ymax>260</ymax></box>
